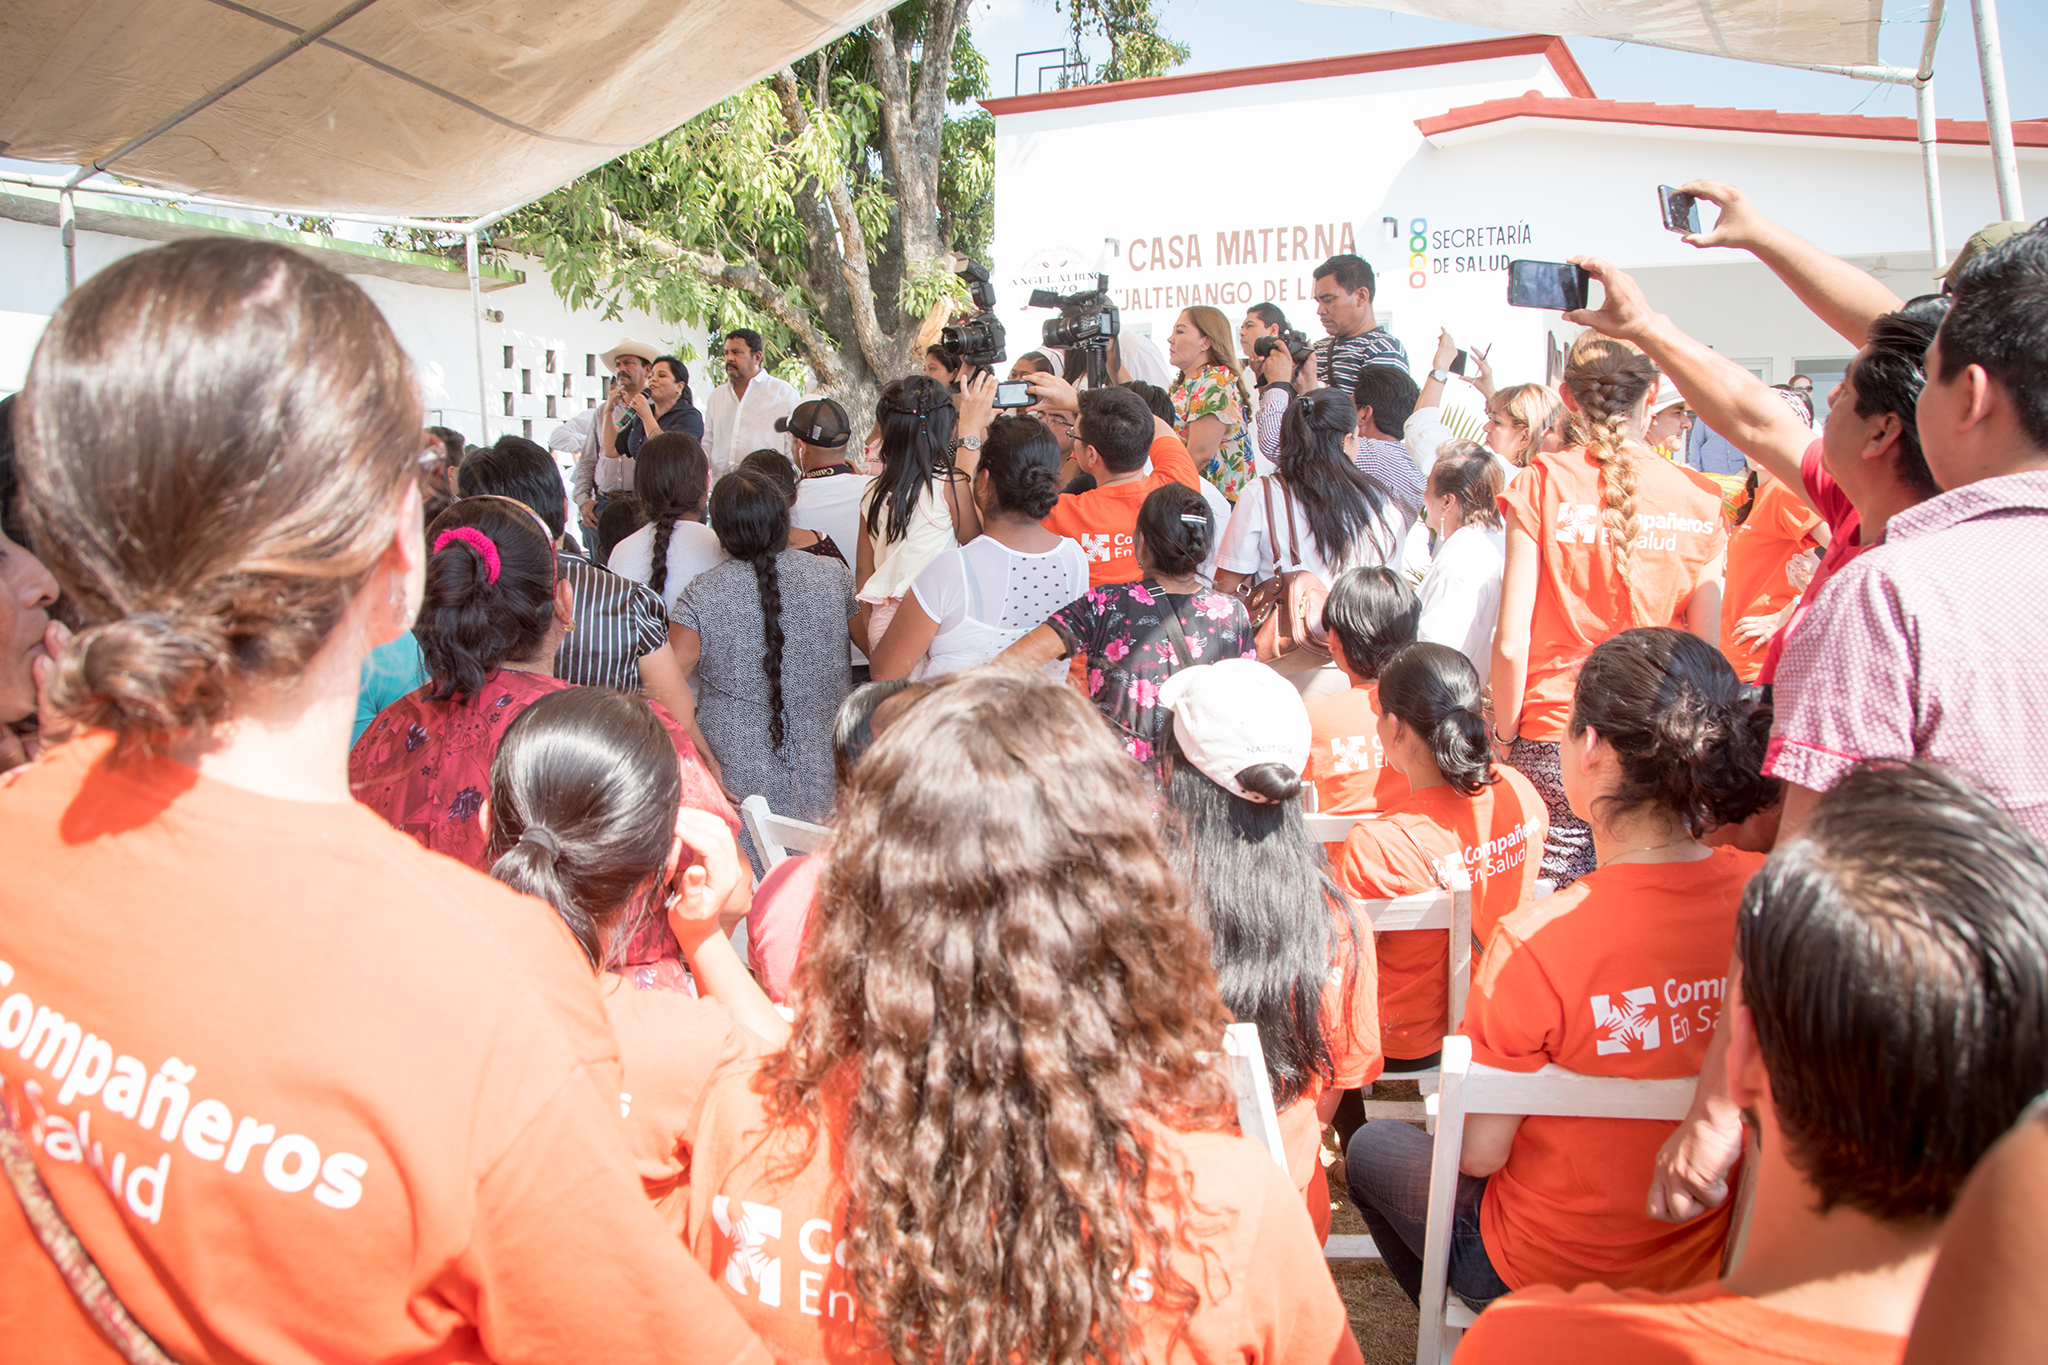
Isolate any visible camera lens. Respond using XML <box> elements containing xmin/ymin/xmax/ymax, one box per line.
<box><xmin>1253</xmin><ymin>336</ymin><xmax>1277</xmax><ymax>358</ymax></box>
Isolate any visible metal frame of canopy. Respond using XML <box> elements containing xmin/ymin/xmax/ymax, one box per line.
<box><xmin>1780</xmin><ymin>0</ymin><xmax>2025</xmax><ymax>273</ymax></box>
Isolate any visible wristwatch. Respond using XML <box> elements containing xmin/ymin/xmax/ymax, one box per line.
<box><xmin>1430</xmin><ymin>368</ymin><xmax>1451</xmax><ymax>384</ymax></box>
<box><xmin>956</xmin><ymin>433</ymin><xmax>983</xmax><ymax>451</ymax></box>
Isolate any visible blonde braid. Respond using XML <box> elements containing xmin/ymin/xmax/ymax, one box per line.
<box><xmin>1563</xmin><ymin>335</ymin><xmax>1660</xmax><ymax>625</ymax></box>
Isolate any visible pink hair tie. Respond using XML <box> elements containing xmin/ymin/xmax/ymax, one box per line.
<box><xmin>432</xmin><ymin>526</ymin><xmax>502</xmax><ymax>584</ymax></box>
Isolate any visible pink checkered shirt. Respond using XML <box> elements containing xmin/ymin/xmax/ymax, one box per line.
<box><xmin>1768</xmin><ymin>469</ymin><xmax>2048</xmax><ymax>839</ymax></box>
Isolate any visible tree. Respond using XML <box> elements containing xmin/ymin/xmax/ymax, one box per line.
<box><xmin>502</xmin><ymin>0</ymin><xmax>1182</xmax><ymax>415</ymax></box>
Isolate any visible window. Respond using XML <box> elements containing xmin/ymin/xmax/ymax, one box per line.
<box><xmin>1793</xmin><ymin>355</ymin><xmax>1854</xmax><ymax>423</ymax></box>
<box><xmin>503</xmin><ymin>346</ymin><xmax>514</xmax><ymax>369</ymax></box>
<box><xmin>521</xmin><ymin>369</ymin><xmax>532</xmax><ymax>395</ymax></box>
<box><xmin>522</xmin><ymin>420</ymin><xmax>532</xmax><ymax>439</ymax></box>
<box><xmin>545</xmin><ymin>350</ymin><xmax>557</xmax><ymax>374</ymax></box>
<box><xmin>562</xmin><ymin>374</ymin><xmax>573</xmax><ymax>398</ymax></box>
<box><xmin>546</xmin><ymin>396</ymin><xmax>557</xmax><ymax>418</ymax></box>
<box><xmin>587</xmin><ymin>397</ymin><xmax>596</xmax><ymax>409</ymax></box>
<box><xmin>502</xmin><ymin>392</ymin><xmax>514</xmax><ymax>416</ymax></box>
<box><xmin>586</xmin><ymin>354</ymin><xmax>597</xmax><ymax>377</ymax></box>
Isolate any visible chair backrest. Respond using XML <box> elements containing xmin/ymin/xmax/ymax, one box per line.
<box><xmin>1220</xmin><ymin>1022</ymin><xmax>1288</xmax><ymax>1171</ymax></box>
<box><xmin>1304</xmin><ymin>812</ymin><xmax>1367</xmax><ymax>844</ymax></box>
<box><xmin>738</xmin><ymin>794</ymin><xmax>829</xmax><ymax>871</ymax></box>
<box><xmin>1353</xmin><ymin>865</ymin><xmax>1474</xmax><ymax>1030</ymax></box>
<box><xmin>1415</xmin><ymin>1035</ymin><xmax>1697</xmax><ymax>1365</ymax></box>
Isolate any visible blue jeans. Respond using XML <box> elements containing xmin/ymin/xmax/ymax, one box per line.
<box><xmin>1345</xmin><ymin>1119</ymin><xmax>1511</xmax><ymax>1309</ymax></box>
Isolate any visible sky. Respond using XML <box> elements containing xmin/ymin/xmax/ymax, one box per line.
<box><xmin>968</xmin><ymin>0</ymin><xmax>2047</xmax><ymax>124</ymax></box>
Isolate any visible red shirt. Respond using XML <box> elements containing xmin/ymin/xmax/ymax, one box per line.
<box><xmin>1457</xmin><ymin>1281</ymin><xmax>1904</xmax><ymax>1364</ymax></box>
<box><xmin>1719</xmin><ymin>477</ymin><xmax>1821</xmax><ymax>682</ymax></box>
<box><xmin>1757</xmin><ymin>439</ymin><xmax>1868</xmax><ymax>685</ymax></box>
<box><xmin>1302</xmin><ymin>681</ymin><xmax>1409</xmax><ymax>821</ymax></box>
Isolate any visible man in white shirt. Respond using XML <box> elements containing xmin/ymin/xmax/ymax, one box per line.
<box><xmin>704</xmin><ymin>328</ymin><xmax>798</xmax><ymax>476</ymax></box>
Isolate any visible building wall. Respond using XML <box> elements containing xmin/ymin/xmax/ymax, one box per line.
<box><xmin>991</xmin><ymin>63</ymin><xmax>2045</xmax><ymax>413</ymax></box>
<box><xmin>0</xmin><ymin>216</ymin><xmax>695</xmax><ymax>453</ymax></box>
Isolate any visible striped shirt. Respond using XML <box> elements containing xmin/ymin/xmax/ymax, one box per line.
<box><xmin>1254</xmin><ymin>386</ymin><xmax>1426</xmax><ymax>518</ymax></box>
<box><xmin>553</xmin><ymin>555</ymin><xmax>669</xmax><ymax>693</ymax></box>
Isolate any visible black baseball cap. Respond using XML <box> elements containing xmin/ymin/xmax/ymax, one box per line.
<box><xmin>775</xmin><ymin>397</ymin><xmax>852</xmax><ymax>449</ymax></box>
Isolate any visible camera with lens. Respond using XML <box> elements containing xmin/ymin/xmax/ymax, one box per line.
<box><xmin>1252</xmin><ymin>326</ymin><xmax>1312</xmax><ymax>382</ymax></box>
<box><xmin>1030</xmin><ymin>276</ymin><xmax>1121</xmax><ymax>388</ymax></box>
<box><xmin>939</xmin><ymin>260</ymin><xmax>1008</xmax><ymax>374</ymax></box>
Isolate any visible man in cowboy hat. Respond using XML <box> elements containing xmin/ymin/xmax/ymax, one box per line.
<box><xmin>572</xmin><ymin>337</ymin><xmax>659</xmax><ymax>529</ymax></box>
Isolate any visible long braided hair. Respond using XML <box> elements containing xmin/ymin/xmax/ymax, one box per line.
<box><xmin>1560</xmin><ymin>333</ymin><xmax>1661</xmax><ymax>624</ymax></box>
<box><xmin>633</xmin><ymin>431</ymin><xmax>709</xmax><ymax>600</ymax></box>
<box><xmin>710</xmin><ymin>468</ymin><xmax>791</xmax><ymax>751</ymax></box>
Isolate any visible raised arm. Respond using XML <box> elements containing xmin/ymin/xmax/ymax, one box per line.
<box><xmin>1681</xmin><ymin>179</ymin><xmax>1906</xmax><ymax>346</ymax></box>
<box><xmin>1566</xmin><ymin>256</ymin><xmax>1814</xmax><ymax>499</ymax></box>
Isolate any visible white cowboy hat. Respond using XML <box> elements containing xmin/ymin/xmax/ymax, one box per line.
<box><xmin>599</xmin><ymin>338</ymin><xmax>660</xmax><ymax>371</ymax></box>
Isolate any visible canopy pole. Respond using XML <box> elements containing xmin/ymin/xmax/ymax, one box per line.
<box><xmin>1918</xmin><ymin>0</ymin><xmax>1948</xmax><ymax>270</ymax></box>
<box><xmin>1970</xmin><ymin>0</ymin><xmax>2024</xmax><ymax>220</ymax></box>
<box><xmin>58</xmin><ymin>190</ymin><xmax>77</xmax><ymax>296</ymax></box>
<box><xmin>467</xmin><ymin>230</ymin><xmax>489</xmax><ymax>444</ymax></box>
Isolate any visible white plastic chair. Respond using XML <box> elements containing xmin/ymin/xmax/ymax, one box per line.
<box><xmin>1352</xmin><ymin>870</ymin><xmax>1473</xmax><ymax>1124</ymax></box>
<box><xmin>1414</xmin><ymin>1035</ymin><xmax>1697</xmax><ymax>1364</ymax></box>
<box><xmin>1219</xmin><ymin>1021</ymin><xmax>1289</xmax><ymax>1171</ymax></box>
<box><xmin>1304</xmin><ymin>812</ymin><xmax>1369</xmax><ymax>844</ymax></box>
<box><xmin>738</xmin><ymin>793</ymin><xmax>829</xmax><ymax>871</ymax></box>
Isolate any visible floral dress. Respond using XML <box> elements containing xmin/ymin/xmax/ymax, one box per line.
<box><xmin>1172</xmin><ymin>363</ymin><xmax>1252</xmax><ymax>502</ymax></box>
<box><xmin>1051</xmin><ymin>581</ymin><xmax>1256</xmax><ymax>762</ymax></box>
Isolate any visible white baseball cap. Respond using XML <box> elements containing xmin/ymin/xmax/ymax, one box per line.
<box><xmin>1157</xmin><ymin>659</ymin><xmax>1312</xmax><ymax>803</ymax></box>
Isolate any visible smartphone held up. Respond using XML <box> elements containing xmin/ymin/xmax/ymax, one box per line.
<box><xmin>1506</xmin><ymin>260</ymin><xmax>1593</xmax><ymax>312</ymax></box>
<box><xmin>1658</xmin><ymin>185</ymin><xmax>1702</xmax><ymax>235</ymax></box>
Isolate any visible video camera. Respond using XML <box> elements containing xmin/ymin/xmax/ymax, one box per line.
<box><xmin>1031</xmin><ymin>277</ymin><xmax>1121</xmax><ymax>389</ymax></box>
<box><xmin>940</xmin><ymin>260</ymin><xmax>1008</xmax><ymax>375</ymax></box>
<box><xmin>1251</xmin><ymin>326</ymin><xmax>1312</xmax><ymax>384</ymax></box>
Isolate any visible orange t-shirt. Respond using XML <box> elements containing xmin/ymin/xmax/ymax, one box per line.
<box><xmin>601</xmin><ymin>976</ymin><xmax>765</xmax><ymax>1227</ymax></box>
<box><xmin>1303</xmin><ymin>681</ymin><xmax>1410</xmax><ymax>820</ymax></box>
<box><xmin>1274</xmin><ymin>909</ymin><xmax>1381</xmax><ymax>1238</ymax></box>
<box><xmin>683</xmin><ymin>1060</ymin><xmax>1362</xmax><ymax>1365</ymax></box>
<box><xmin>1461</xmin><ymin>847</ymin><xmax>1766</xmax><ymax>1293</ymax></box>
<box><xmin>1042</xmin><ymin>433</ymin><xmax>1202</xmax><ymax>588</ymax></box>
<box><xmin>1331</xmin><ymin>770</ymin><xmax>1547</xmax><ymax>1060</ymax></box>
<box><xmin>1719</xmin><ymin>478</ymin><xmax>1822</xmax><ymax>683</ymax></box>
<box><xmin>1499</xmin><ymin>448</ymin><xmax>1728</xmax><ymax>741</ymax></box>
<box><xmin>0</xmin><ymin>735</ymin><xmax>770</xmax><ymax>1365</ymax></box>
<box><xmin>1455</xmin><ymin>1281</ymin><xmax>1905</xmax><ymax>1364</ymax></box>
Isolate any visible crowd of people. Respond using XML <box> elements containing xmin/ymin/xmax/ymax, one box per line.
<box><xmin>2</xmin><ymin>174</ymin><xmax>2046</xmax><ymax>1365</ymax></box>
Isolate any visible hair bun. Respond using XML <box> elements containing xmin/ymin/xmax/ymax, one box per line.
<box><xmin>51</xmin><ymin>612</ymin><xmax>233</xmax><ymax>744</ymax></box>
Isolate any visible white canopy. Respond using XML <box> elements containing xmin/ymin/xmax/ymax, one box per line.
<box><xmin>1300</xmin><ymin>0</ymin><xmax>1882</xmax><ymax>69</ymax></box>
<box><xmin>0</xmin><ymin>0</ymin><xmax>898</xmax><ymax>220</ymax></box>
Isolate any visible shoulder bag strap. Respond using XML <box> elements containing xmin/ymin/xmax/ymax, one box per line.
<box><xmin>1264</xmin><ymin>478</ymin><xmax>1287</xmax><ymax>574</ymax></box>
<box><xmin>1145</xmin><ymin>579</ymin><xmax>1196</xmax><ymax>669</ymax></box>
<box><xmin>0</xmin><ymin>1101</ymin><xmax>180</xmax><ymax>1364</ymax></box>
<box><xmin>1282</xmin><ymin>480</ymin><xmax>1307</xmax><ymax>567</ymax></box>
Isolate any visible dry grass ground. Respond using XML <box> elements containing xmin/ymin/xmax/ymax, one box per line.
<box><xmin>1326</xmin><ymin>1161</ymin><xmax>1421</xmax><ymax>1364</ymax></box>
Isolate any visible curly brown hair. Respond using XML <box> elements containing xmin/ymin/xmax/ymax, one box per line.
<box><xmin>767</xmin><ymin>666</ymin><xmax>1236</xmax><ymax>1365</ymax></box>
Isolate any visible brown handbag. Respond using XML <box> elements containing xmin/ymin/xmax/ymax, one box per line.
<box><xmin>1236</xmin><ymin>478</ymin><xmax>1331</xmax><ymax>676</ymax></box>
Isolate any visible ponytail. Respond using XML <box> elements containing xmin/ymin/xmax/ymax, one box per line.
<box><xmin>649</xmin><ymin>516</ymin><xmax>677</xmax><ymax>599</ymax></box>
<box><xmin>1561</xmin><ymin>334</ymin><xmax>1660</xmax><ymax>625</ymax></box>
<box><xmin>1376</xmin><ymin>643</ymin><xmax>1496</xmax><ymax>796</ymax></box>
<box><xmin>484</xmin><ymin>688</ymin><xmax>683</xmax><ymax>972</ymax></box>
<box><xmin>416</xmin><ymin>497</ymin><xmax>558</xmax><ymax>701</ymax></box>
<box><xmin>1571</xmin><ymin>627</ymin><xmax>1780</xmax><ymax>833</ymax></box>
<box><xmin>751</xmin><ymin>549</ymin><xmax>787</xmax><ymax>751</ymax></box>
<box><xmin>633</xmin><ymin>432</ymin><xmax>710</xmax><ymax>600</ymax></box>
<box><xmin>709</xmin><ymin>468</ymin><xmax>794</xmax><ymax>753</ymax></box>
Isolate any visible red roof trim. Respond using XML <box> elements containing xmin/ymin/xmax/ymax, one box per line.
<box><xmin>1417</xmin><ymin>93</ymin><xmax>2048</xmax><ymax>147</ymax></box>
<box><xmin>979</xmin><ymin>34</ymin><xmax>1594</xmax><ymax>116</ymax></box>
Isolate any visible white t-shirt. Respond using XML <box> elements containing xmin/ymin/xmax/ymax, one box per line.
<box><xmin>1415</xmin><ymin>522</ymin><xmax>1506</xmax><ymax>679</ymax></box>
<box><xmin>607</xmin><ymin>518</ymin><xmax>726</xmax><ymax>616</ymax></box>
<box><xmin>704</xmin><ymin>372</ymin><xmax>799</xmax><ymax>477</ymax></box>
<box><xmin>792</xmin><ymin>470</ymin><xmax>866</xmax><ymax>566</ymax></box>
<box><xmin>909</xmin><ymin>535</ymin><xmax>1090</xmax><ymax>679</ymax></box>
<box><xmin>1215</xmin><ymin>474</ymin><xmax>1410</xmax><ymax>586</ymax></box>
<box><xmin>1193</xmin><ymin>475</ymin><xmax>1231</xmax><ymax>585</ymax></box>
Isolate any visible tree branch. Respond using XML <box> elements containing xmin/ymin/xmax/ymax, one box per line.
<box><xmin>770</xmin><ymin>67</ymin><xmax>894</xmax><ymax>381</ymax></box>
<box><xmin>602</xmin><ymin>207</ymin><xmax>846</xmax><ymax>393</ymax></box>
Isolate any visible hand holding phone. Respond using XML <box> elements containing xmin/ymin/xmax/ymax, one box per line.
<box><xmin>993</xmin><ymin>379</ymin><xmax>1034</xmax><ymax>409</ymax></box>
<box><xmin>1658</xmin><ymin>185</ymin><xmax>1702</xmax><ymax>235</ymax></box>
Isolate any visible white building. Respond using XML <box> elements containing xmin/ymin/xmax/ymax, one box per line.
<box><xmin>985</xmin><ymin>33</ymin><xmax>2047</xmax><ymax>416</ymax></box>
<box><xmin>0</xmin><ymin>179</ymin><xmax>689</xmax><ymax>466</ymax></box>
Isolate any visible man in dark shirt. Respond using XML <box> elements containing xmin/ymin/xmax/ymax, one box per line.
<box><xmin>1311</xmin><ymin>254</ymin><xmax>1410</xmax><ymax>397</ymax></box>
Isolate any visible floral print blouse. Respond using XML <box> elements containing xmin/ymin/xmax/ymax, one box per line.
<box><xmin>1172</xmin><ymin>363</ymin><xmax>1252</xmax><ymax>502</ymax></box>
<box><xmin>1051</xmin><ymin>581</ymin><xmax>1257</xmax><ymax>762</ymax></box>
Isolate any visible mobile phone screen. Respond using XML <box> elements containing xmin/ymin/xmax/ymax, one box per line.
<box><xmin>1448</xmin><ymin>350</ymin><xmax>1468</xmax><ymax>377</ymax></box>
<box><xmin>1658</xmin><ymin>185</ymin><xmax>1701</xmax><ymax>234</ymax></box>
<box><xmin>994</xmin><ymin>380</ymin><xmax>1034</xmax><ymax>409</ymax></box>
<box><xmin>1506</xmin><ymin>260</ymin><xmax>1591</xmax><ymax>312</ymax></box>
